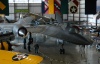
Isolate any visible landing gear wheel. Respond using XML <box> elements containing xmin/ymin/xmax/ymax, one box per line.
<box><xmin>59</xmin><ymin>44</ymin><xmax>65</xmax><ymax>54</ymax></box>
<box><xmin>60</xmin><ymin>48</ymin><xmax>65</xmax><ymax>54</ymax></box>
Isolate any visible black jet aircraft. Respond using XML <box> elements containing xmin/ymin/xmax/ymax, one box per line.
<box><xmin>0</xmin><ymin>12</ymin><xmax>93</xmax><ymax>54</ymax></box>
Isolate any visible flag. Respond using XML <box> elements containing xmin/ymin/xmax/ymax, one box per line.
<box><xmin>41</xmin><ymin>0</ymin><xmax>49</xmax><ymax>14</ymax></box>
<box><xmin>54</xmin><ymin>0</ymin><xmax>61</xmax><ymax>14</ymax></box>
<box><xmin>61</xmin><ymin>0</ymin><xmax>68</xmax><ymax>14</ymax></box>
<box><xmin>69</xmin><ymin>0</ymin><xmax>79</xmax><ymax>14</ymax></box>
<box><xmin>85</xmin><ymin>0</ymin><xmax>96</xmax><ymax>14</ymax></box>
<box><xmin>48</xmin><ymin>0</ymin><xmax>54</xmax><ymax>14</ymax></box>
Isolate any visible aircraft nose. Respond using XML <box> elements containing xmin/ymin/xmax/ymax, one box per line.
<box><xmin>81</xmin><ymin>37</ymin><xmax>93</xmax><ymax>45</ymax></box>
<box><xmin>82</xmin><ymin>38</ymin><xmax>93</xmax><ymax>45</ymax></box>
<box><xmin>69</xmin><ymin>33</ymin><xmax>93</xmax><ymax>45</ymax></box>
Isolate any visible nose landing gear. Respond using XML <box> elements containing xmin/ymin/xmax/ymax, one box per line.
<box><xmin>59</xmin><ymin>44</ymin><xmax>65</xmax><ymax>54</ymax></box>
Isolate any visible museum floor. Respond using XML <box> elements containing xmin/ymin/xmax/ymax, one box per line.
<box><xmin>12</xmin><ymin>38</ymin><xmax>100</xmax><ymax>64</ymax></box>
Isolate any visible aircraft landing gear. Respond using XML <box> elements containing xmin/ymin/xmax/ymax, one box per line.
<box><xmin>59</xmin><ymin>44</ymin><xmax>65</xmax><ymax>54</ymax></box>
<box><xmin>34</xmin><ymin>44</ymin><xmax>39</xmax><ymax>54</ymax></box>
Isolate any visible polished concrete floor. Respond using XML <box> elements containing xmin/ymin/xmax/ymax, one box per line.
<box><xmin>12</xmin><ymin>38</ymin><xmax>100</xmax><ymax>64</ymax></box>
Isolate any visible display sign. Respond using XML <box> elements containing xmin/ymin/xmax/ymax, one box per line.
<box><xmin>15</xmin><ymin>9</ymin><xmax>29</xmax><ymax>13</ymax></box>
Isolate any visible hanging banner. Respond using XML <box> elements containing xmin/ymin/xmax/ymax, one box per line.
<box><xmin>85</xmin><ymin>0</ymin><xmax>96</xmax><ymax>14</ymax></box>
<box><xmin>54</xmin><ymin>0</ymin><xmax>61</xmax><ymax>14</ymax></box>
<box><xmin>41</xmin><ymin>0</ymin><xmax>49</xmax><ymax>14</ymax></box>
<box><xmin>61</xmin><ymin>0</ymin><xmax>68</xmax><ymax>14</ymax></box>
<box><xmin>0</xmin><ymin>0</ymin><xmax>9</xmax><ymax>15</ymax></box>
<box><xmin>69</xmin><ymin>0</ymin><xmax>79</xmax><ymax>14</ymax></box>
<box><xmin>48</xmin><ymin>0</ymin><xmax>54</xmax><ymax>14</ymax></box>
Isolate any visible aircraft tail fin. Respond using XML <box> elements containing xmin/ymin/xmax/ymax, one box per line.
<box><xmin>55</xmin><ymin>11</ymin><xmax>63</xmax><ymax>23</ymax></box>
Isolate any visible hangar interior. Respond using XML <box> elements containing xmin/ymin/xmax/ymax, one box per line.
<box><xmin>0</xmin><ymin>0</ymin><xmax>100</xmax><ymax>64</ymax></box>
<box><xmin>7</xmin><ymin>0</ymin><xmax>96</xmax><ymax>24</ymax></box>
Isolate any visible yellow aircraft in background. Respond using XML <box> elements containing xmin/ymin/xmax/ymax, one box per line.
<box><xmin>0</xmin><ymin>50</ymin><xmax>43</xmax><ymax>64</ymax></box>
<box><xmin>0</xmin><ymin>41</ymin><xmax>12</xmax><ymax>51</ymax></box>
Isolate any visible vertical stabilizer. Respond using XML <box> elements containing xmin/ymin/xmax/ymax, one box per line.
<box><xmin>55</xmin><ymin>11</ymin><xmax>63</xmax><ymax>23</ymax></box>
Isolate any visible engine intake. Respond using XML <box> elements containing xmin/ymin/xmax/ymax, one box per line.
<box><xmin>13</xmin><ymin>25</ymin><xmax>27</xmax><ymax>37</ymax></box>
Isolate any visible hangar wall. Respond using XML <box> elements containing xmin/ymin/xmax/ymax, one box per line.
<box><xmin>6</xmin><ymin>0</ymin><xmax>95</xmax><ymax>25</ymax></box>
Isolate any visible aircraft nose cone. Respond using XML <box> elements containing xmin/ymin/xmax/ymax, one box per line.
<box><xmin>69</xmin><ymin>33</ymin><xmax>93</xmax><ymax>45</ymax></box>
<box><xmin>83</xmin><ymin>38</ymin><xmax>93</xmax><ymax>45</ymax></box>
<box><xmin>80</xmin><ymin>37</ymin><xmax>93</xmax><ymax>45</ymax></box>
<box><xmin>94</xmin><ymin>29</ymin><xmax>100</xmax><ymax>32</ymax></box>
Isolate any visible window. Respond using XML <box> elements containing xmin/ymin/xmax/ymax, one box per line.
<box><xmin>9</xmin><ymin>0</ymin><xmax>14</xmax><ymax>3</ymax></box>
<box><xmin>97</xmin><ymin>0</ymin><xmax>100</xmax><ymax>11</ymax></box>
<box><xmin>29</xmin><ymin>0</ymin><xmax>41</xmax><ymax>3</ymax></box>
<box><xmin>9</xmin><ymin>0</ymin><xmax>41</xmax><ymax>3</ymax></box>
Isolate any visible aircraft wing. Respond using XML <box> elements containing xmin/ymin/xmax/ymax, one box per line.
<box><xmin>0</xmin><ymin>32</ymin><xmax>14</xmax><ymax>41</ymax></box>
<box><xmin>0</xmin><ymin>50</ymin><xmax>43</xmax><ymax>64</ymax></box>
<box><xmin>24</xmin><ymin>13</ymin><xmax>56</xmax><ymax>24</ymax></box>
